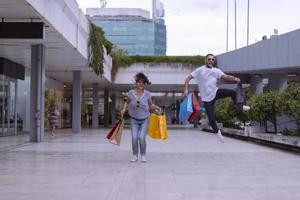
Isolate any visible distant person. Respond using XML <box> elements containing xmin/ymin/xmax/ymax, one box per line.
<box><xmin>262</xmin><ymin>35</ymin><xmax>267</xmax><ymax>40</ymax></box>
<box><xmin>183</xmin><ymin>54</ymin><xmax>250</xmax><ymax>143</ymax></box>
<box><xmin>121</xmin><ymin>72</ymin><xmax>161</xmax><ymax>163</ymax></box>
<box><xmin>48</xmin><ymin>103</ymin><xmax>60</xmax><ymax>136</ymax></box>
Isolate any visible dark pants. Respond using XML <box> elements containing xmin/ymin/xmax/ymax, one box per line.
<box><xmin>203</xmin><ymin>88</ymin><xmax>236</xmax><ymax>133</ymax></box>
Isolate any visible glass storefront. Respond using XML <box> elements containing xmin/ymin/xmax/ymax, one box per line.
<box><xmin>0</xmin><ymin>75</ymin><xmax>17</xmax><ymax>136</ymax></box>
<box><xmin>0</xmin><ymin>70</ymin><xmax>30</xmax><ymax>150</ymax></box>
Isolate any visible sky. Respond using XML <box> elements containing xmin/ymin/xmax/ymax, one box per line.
<box><xmin>77</xmin><ymin>0</ymin><xmax>300</xmax><ymax>56</ymax></box>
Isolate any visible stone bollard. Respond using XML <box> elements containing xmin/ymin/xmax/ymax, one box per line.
<box><xmin>244</xmin><ymin>123</ymin><xmax>252</xmax><ymax>137</ymax></box>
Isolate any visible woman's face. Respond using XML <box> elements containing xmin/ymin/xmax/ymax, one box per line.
<box><xmin>136</xmin><ymin>79</ymin><xmax>145</xmax><ymax>89</ymax></box>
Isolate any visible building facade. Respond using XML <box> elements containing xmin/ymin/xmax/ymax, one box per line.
<box><xmin>87</xmin><ymin>8</ymin><xmax>166</xmax><ymax>56</ymax></box>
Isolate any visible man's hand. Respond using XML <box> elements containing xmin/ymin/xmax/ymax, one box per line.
<box><xmin>235</xmin><ymin>77</ymin><xmax>240</xmax><ymax>83</ymax></box>
<box><xmin>183</xmin><ymin>89</ymin><xmax>189</xmax><ymax>98</ymax></box>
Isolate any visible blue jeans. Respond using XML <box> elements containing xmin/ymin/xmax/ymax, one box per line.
<box><xmin>203</xmin><ymin>88</ymin><xmax>236</xmax><ymax>133</ymax></box>
<box><xmin>130</xmin><ymin>117</ymin><xmax>149</xmax><ymax>156</ymax></box>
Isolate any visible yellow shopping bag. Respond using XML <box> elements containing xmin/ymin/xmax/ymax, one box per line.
<box><xmin>147</xmin><ymin>112</ymin><xmax>168</xmax><ymax>140</ymax></box>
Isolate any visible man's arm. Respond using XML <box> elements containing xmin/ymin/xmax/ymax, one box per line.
<box><xmin>184</xmin><ymin>74</ymin><xmax>194</xmax><ymax>96</ymax></box>
<box><xmin>221</xmin><ymin>74</ymin><xmax>240</xmax><ymax>83</ymax></box>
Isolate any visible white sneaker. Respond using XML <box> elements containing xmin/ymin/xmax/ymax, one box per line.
<box><xmin>217</xmin><ymin>130</ymin><xmax>225</xmax><ymax>143</ymax></box>
<box><xmin>242</xmin><ymin>105</ymin><xmax>250</xmax><ymax>111</ymax></box>
<box><xmin>130</xmin><ymin>155</ymin><xmax>138</xmax><ymax>162</ymax></box>
<box><xmin>141</xmin><ymin>155</ymin><xmax>147</xmax><ymax>163</ymax></box>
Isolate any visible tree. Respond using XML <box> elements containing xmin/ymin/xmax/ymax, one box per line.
<box><xmin>279</xmin><ymin>81</ymin><xmax>300</xmax><ymax>129</ymax></box>
<box><xmin>215</xmin><ymin>97</ymin><xmax>237</xmax><ymax>127</ymax></box>
<box><xmin>248</xmin><ymin>91</ymin><xmax>280</xmax><ymax>133</ymax></box>
<box><xmin>215</xmin><ymin>87</ymin><xmax>252</xmax><ymax>128</ymax></box>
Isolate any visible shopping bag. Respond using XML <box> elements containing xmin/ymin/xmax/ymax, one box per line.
<box><xmin>107</xmin><ymin>119</ymin><xmax>124</xmax><ymax>146</ymax></box>
<box><xmin>179</xmin><ymin>93</ymin><xmax>193</xmax><ymax>123</ymax></box>
<box><xmin>106</xmin><ymin>120</ymin><xmax>121</xmax><ymax>139</ymax></box>
<box><xmin>236</xmin><ymin>83</ymin><xmax>244</xmax><ymax>104</ymax></box>
<box><xmin>236</xmin><ymin>83</ymin><xmax>244</xmax><ymax>111</ymax></box>
<box><xmin>147</xmin><ymin>112</ymin><xmax>168</xmax><ymax>140</ymax></box>
<box><xmin>188</xmin><ymin>92</ymin><xmax>200</xmax><ymax>123</ymax></box>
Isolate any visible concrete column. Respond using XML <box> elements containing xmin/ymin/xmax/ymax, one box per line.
<box><xmin>104</xmin><ymin>89</ymin><xmax>109</xmax><ymax>127</ymax></box>
<box><xmin>269</xmin><ymin>75</ymin><xmax>288</xmax><ymax>91</ymax></box>
<box><xmin>278</xmin><ymin>78</ymin><xmax>288</xmax><ymax>91</ymax></box>
<box><xmin>92</xmin><ymin>83</ymin><xmax>99</xmax><ymax>129</ymax></box>
<box><xmin>250</xmin><ymin>75</ymin><xmax>264</xmax><ymax>94</ymax></box>
<box><xmin>14</xmin><ymin>81</ymin><xmax>18</xmax><ymax>135</ymax></box>
<box><xmin>30</xmin><ymin>44</ymin><xmax>45</xmax><ymax>142</ymax></box>
<box><xmin>72</xmin><ymin>71</ymin><xmax>81</xmax><ymax>133</ymax></box>
<box><xmin>111</xmin><ymin>94</ymin><xmax>116</xmax><ymax>124</ymax></box>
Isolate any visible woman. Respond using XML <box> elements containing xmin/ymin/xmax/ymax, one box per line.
<box><xmin>121</xmin><ymin>72</ymin><xmax>160</xmax><ymax>163</ymax></box>
<box><xmin>48</xmin><ymin>103</ymin><xmax>59</xmax><ymax>136</ymax></box>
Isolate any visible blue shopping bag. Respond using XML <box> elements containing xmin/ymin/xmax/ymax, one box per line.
<box><xmin>179</xmin><ymin>93</ymin><xmax>193</xmax><ymax>123</ymax></box>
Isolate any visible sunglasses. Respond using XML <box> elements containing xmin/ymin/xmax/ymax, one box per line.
<box><xmin>137</xmin><ymin>101</ymin><xmax>140</xmax><ymax>108</ymax></box>
<box><xmin>207</xmin><ymin>58</ymin><xmax>215</xmax><ymax>61</ymax></box>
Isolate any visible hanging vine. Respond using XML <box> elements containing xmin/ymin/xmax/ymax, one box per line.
<box><xmin>87</xmin><ymin>21</ymin><xmax>112</xmax><ymax>76</ymax></box>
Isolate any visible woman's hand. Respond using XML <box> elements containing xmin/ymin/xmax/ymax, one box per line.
<box><xmin>120</xmin><ymin>109</ymin><xmax>126</xmax><ymax>119</ymax></box>
<box><xmin>152</xmin><ymin>105</ymin><xmax>162</xmax><ymax>113</ymax></box>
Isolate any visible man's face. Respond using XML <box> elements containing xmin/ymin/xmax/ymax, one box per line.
<box><xmin>206</xmin><ymin>56</ymin><xmax>215</xmax><ymax>68</ymax></box>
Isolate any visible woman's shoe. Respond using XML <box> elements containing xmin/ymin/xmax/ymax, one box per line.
<box><xmin>130</xmin><ymin>155</ymin><xmax>138</xmax><ymax>162</ymax></box>
<box><xmin>141</xmin><ymin>155</ymin><xmax>147</xmax><ymax>163</ymax></box>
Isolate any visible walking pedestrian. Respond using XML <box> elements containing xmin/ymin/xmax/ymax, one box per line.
<box><xmin>121</xmin><ymin>72</ymin><xmax>161</xmax><ymax>162</ymax></box>
<box><xmin>48</xmin><ymin>103</ymin><xmax>60</xmax><ymax>136</ymax></box>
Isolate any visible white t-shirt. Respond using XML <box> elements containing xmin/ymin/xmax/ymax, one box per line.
<box><xmin>190</xmin><ymin>65</ymin><xmax>224</xmax><ymax>102</ymax></box>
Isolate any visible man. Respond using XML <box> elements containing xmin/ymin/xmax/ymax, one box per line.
<box><xmin>183</xmin><ymin>54</ymin><xmax>250</xmax><ymax>143</ymax></box>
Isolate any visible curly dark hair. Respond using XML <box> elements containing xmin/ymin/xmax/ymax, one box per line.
<box><xmin>134</xmin><ymin>72</ymin><xmax>151</xmax><ymax>85</ymax></box>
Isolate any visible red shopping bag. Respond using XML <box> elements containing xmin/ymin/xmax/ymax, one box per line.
<box><xmin>106</xmin><ymin>120</ymin><xmax>121</xmax><ymax>139</ymax></box>
<box><xmin>109</xmin><ymin>119</ymin><xmax>124</xmax><ymax>146</ymax></box>
<box><xmin>188</xmin><ymin>91</ymin><xmax>200</xmax><ymax>123</ymax></box>
<box><xmin>106</xmin><ymin>119</ymin><xmax>124</xmax><ymax>146</ymax></box>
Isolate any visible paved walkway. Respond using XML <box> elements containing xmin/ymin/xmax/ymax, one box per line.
<box><xmin>1</xmin><ymin>128</ymin><xmax>300</xmax><ymax>200</ymax></box>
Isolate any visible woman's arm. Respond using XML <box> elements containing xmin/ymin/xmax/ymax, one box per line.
<box><xmin>120</xmin><ymin>97</ymin><xmax>130</xmax><ymax>119</ymax></box>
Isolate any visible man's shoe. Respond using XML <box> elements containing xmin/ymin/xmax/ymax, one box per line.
<box><xmin>242</xmin><ymin>105</ymin><xmax>250</xmax><ymax>112</ymax></box>
<box><xmin>130</xmin><ymin>155</ymin><xmax>138</xmax><ymax>162</ymax></box>
<box><xmin>141</xmin><ymin>155</ymin><xmax>147</xmax><ymax>163</ymax></box>
<box><xmin>217</xmin><ymin>130</ymin><xmax>225</xmax><ymax>143</ymax></box>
